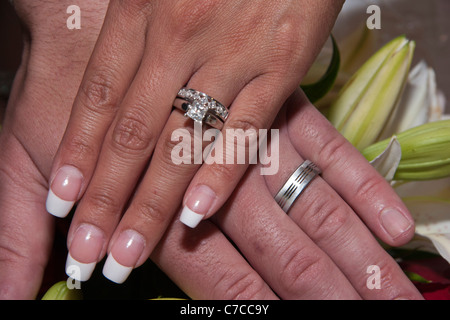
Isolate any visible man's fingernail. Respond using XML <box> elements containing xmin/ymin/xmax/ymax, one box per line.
<box><xmin>380</xmin><ymin>208</ymin><xmax>413</xmax><ymax>239</ymax></box>
<box><xmin>102</xmin><ymin>230</ymin><xmax>145</xmax><ymax>284</ymax></box>
<box><xmin>180</xmin><ymin>185</ymin><xmax>216</xmax><ymax>228</ymax></box>
<box><xmin>66</xmin><ymin>224</ymin><xmax>104</xmax><ymax>282</ymax></box>
<box><xmin>46</xmin><ymin>165</ymin><xmax>83</xmax><ymax>218</ymax></box>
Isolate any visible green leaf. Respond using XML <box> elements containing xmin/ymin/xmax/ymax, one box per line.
<box><xmin>301</xmin><ymin>35</ymin><xmax>340</xmax><ymax>103</ymax></box>
<box><xmin>404</xmin><ymin>271</ymin><xmax>432</xmax><ymax>284</ymax></box>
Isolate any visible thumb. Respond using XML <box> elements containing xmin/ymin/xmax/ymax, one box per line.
<box><xmin>0</xmin><ymin>135</ymin><xmax>54</xmax><ymax>299</ymax></box>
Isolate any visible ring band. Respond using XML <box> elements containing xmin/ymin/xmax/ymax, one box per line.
<box><xmin>173</xmin><ymin>88</ymin><xmax>229</xmax><ymax>130</ymax></box>
<box><xmin>274</xmin><ymin>160</ymin><xmax>321</xmax><ymax>213</ymax></box>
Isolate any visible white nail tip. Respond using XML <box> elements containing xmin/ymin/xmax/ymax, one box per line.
<box><xmin>102</xmin><ymin>254</ymin><xmax>133</xmax><ymax>284</ymax></box>
<box><xmin>46</xmin><ymin>189</ymin><xmax>74</xmax><ymax>218</ymax></box>
<box><xmin>180</xmin><ymin>206</ymin><xmax>204</xmax><ymax>228</ymax></box>
<box><xmin>65</xmin><ymin>254</ymin><xmax>96</xmax><ymax>282</ymax></box>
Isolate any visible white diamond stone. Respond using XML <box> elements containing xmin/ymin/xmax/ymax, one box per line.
<box><xmin>186</xmin><ymin>100</ymin><xmax>208</xmax><ymax>122</ymax></box>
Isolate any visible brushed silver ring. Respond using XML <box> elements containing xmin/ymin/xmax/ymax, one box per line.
<box><xmin>274</xmin><ymin>160</ymin><xmax>321</xmax><ymax>213</ymax></box>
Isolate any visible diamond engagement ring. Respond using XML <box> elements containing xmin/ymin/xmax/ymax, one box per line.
<box><xmin>274</xmin><ymin>160</ymin><xmax>321</xmax><ymax>213</ymax></box>
<box><xmin>173</xmin><ymin>88</ymin><xmax>229</xmax><ymax>130</ymax></box>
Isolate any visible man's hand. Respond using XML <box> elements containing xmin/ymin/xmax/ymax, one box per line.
<box><xmin>0</xmin><ymin>0</ymin><xmax>108</xmax><ymax>298</ymax></box>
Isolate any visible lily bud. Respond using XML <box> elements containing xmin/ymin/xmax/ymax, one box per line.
<box><xmin>328</xmin><ymin>36</ymin><xmax>415</xmax><ymax>150</ymax></box>
<box><xmin>41</xmin><ymin>281</ymin><xmax>83</xmax><ymax>300</ymax></box>
<box><xmin>362</xmin><ymin>120</ymin><xmax>450</xmax><ymax>180</ymax></box>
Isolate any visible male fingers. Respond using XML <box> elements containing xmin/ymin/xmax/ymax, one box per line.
<box><xmin>152</xmin><ymin>218</ymin><xmax>277</xmax><ymax>300</ymax></box>
<box><xmin>0</xmin><ymin>136</ymin><xmax>54</xmax><ymax>299</ymax></box>
<box><xmin>213</xmin><ymin>168</ymin><xmax>361</xmax><ymax>300</ymax></box>
<box><xmin>264</xmin><ymin>119</ymin><xmax>422</xmax><ymax>299</ymax></box>
<box><xmin>285</xmin><ymin>90</ymin><xmax>415</xmax><ymax>246</ymax></box>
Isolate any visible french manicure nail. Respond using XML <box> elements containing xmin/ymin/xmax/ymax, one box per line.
<box><xmin>380</xmin><ymin>208</ymin><xmax>413</xmax><ymax>239</ymax></box>
<box><xmin>180</xmin><ymin>185</ymin><xmax>217</xmax><ymax>228</ymax></box>
<box><xmin>66</xmin><ymin>224</ymin><xmax>104</xmax><ymax>282</ymax></box>
<box><xmin>46</xmin><ymin>165</ymin><xmax>83</xmax><ymax>218</ymax></box>
<box><xmin>102</xmin><ymin>230</ymin><xmax>145</xmax><ymax>284</ymax></box>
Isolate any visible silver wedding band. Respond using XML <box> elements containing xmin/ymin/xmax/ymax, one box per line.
<box><xmin>173</xmin><ymin>88</ymin><xmax>229</xmax><ymax>130</ymax></box>
<box><xmin>274</xmin><ymin>160</ymin><xmax>321</xmax><ymax>213</ymax></box>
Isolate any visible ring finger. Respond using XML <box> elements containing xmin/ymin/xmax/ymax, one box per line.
<box><xmin>97</xmin><ymin>62</ymin><xmax>248</xmax><ymax>283</ymax></box>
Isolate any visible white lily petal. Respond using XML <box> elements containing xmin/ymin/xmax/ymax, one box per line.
<box><xmin>427</xmin><ymin>68</ymin><xmax>444</xmax><ymax>122</ymax></box>
<box><xmin>337</xmin><ymin>23</ymin><xmax>377</xmax><ymax>75</ymax></box>
<box><xmin>400</xmin><ymin>234</ymin><xmax>440</xmax><ymax>256</ymax></box>
<box><xmin>369</xmin><ymin>136</ymin><xmax>401</xmax><ymax>181</ymax></box>
<box><xmin>402</xmin><ymin>197</ymin><xmax>450</xmax><ymax>263</ymax></box>
<box><xmin>379</xmin><ymin>61</ymin><xmax>430</xmax><ymax>139</ymax></box>
<box><xmin>394</xmin><ymin>176</ymin><xmax>450</xmax><ymax>199</ymax></box>
<box><xmin>426</xmin><ymin>234</ymin><xmax>450</xmax><ymax>264</ymax></box>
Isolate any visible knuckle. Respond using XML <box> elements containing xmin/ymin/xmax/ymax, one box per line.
<box><xmin>0</xmin><ymin>239</ymin><xmax>27</xmax><ymax>267</ymax></box>
<box><xmin>303</xmin><ymin>195</ymin><xmax>351</xmax><ymax>241</ymax></box>
<box><xmin>0</xmin><ymin>232</ymin><xmax>47</xmax><ymax>276</ymax></box>
<box><xmin>169</xmin><ymin>0</ymin><xmax>219</xmax><ymax>41</ymax></box>
<box><xmin>64</xmin><ymin>133</ymin><xmax>97</xmax><ymax>164</ymax></box>
<box><xmin>207</xmin><ymin>162</ymin><xmax>236</xmax><ymax>184</ymax></box>
<box><xmin>111</xmin><ymin>0</ymin><xmax>155</xmax><ymax>24</ymax></box>
<box><xmin>227</xmin><ymin>114</ymin><xmax>262</xmax><ymax>134</ymax></box>
<box><xmin>79</xmin><ymin>70</ymin><xmax>118</xmax><ymax>115</ymax></box>
<box><xmin>354</xmin><ymin>175</ymin><xmax>387</xmax><ymax>203</ymax></box>
<box><xmin>365</xmin><ymin>260</ymin><xmax>405</xmax><ymax>297</ymax></box>
<box><xmin>133</xmin><ymin>197</ymin><xmax>168</xmax><ymax>225</ymax></box>
<box><xmin>223</xmin><ymin>114</ymin><xmax>262</xmax><ymax>162</ymax></box>
<box><xmin>315</xmin><ymin>135</ymin><xmax>348</xmax><ymax>172</ymax></box>
<box><xmin>218</xmin><ymin>271</ymin><xmax>268</xmax><ymax>300</ymax></box>
<box><xmin>277</xmin><ymin>244</ymin><xmax>325</xmax><ymax>295</ymax></box>
<box><xmin>160</xmin><ymin>126</ymin><xmax>195</xmax><ymax>166</ymax></box>
<box><xmin>117</xmin><ymin>0</ymin><xmax>148</xmax><ymax>9</ymax></box>
<box><xmin>270</xmin><ymin>18</ymin><xmax>304</xmax><ymax>70</ymax></box>
<box><xmin>84</xmin><ymin>189</ymin><xmax>120</xmax><ymax>217</ymax></box>
<box><xmin>111</xmin><ymin>111</ymin><xmax>155</xmax><ymax>154</ymax></box>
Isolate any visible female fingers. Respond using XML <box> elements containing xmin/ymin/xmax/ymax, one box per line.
<box><xmin>64</xmin><ymin>58</ymin><xmax>241</xmax><ymax>282</ymax></box>
<box><xmin>54</xmin><ymin>0</ymin><xmax>347</xmax><ymax>284</ymax></box>
<box><xmin>46</xmin><ymin>1</ymin><xmax>149</xmax><ymax>218</ymax></box>
<box><xmin>177</xmin><ymin>0</ymin><xmax>345</xmax><ymax>227</ymax></box>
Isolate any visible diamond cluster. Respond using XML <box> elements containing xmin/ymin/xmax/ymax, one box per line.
<box><xmin>177</xmin><ymin>88</ymin><xmax>228</xmax><ymax>123</ymax></box>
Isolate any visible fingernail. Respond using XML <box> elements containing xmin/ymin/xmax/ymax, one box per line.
<box><xmin>66</xmin><ymin>224</ymin><xmax>104</xmax><ymax>282</ymax></box>
<box><xmin>102</xmin><ymin>230</ymin><xmax>145</xmax><ymax>284</ymax></box>
<box><xmin>380</xmin><ymin>208</ymin><xmax>413</xmax><ymax>239</ymax></box>
<box><xmin>46</xmin><ymin>165</ymin><xmax>83</xmax><ymax>218</ymax></box>
<box><xmin>180</xmin><ymin>185</ymin><xmax>217</xmax><ymax>228</ymax></box>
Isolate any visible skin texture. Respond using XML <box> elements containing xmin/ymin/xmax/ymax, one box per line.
<box><xmin>152</xmin><ymin>92</ymin><xmax>422</xmax><ymax>300</ymax></box>
<box><xmin>49</xmin><ymin>0</ymin><xmax>349</xmax><ymax>273</ymax></box>
<box><xmin>0</xmin><ymin>0</ymin><xmax>422</xmax><ymax>299</ymax></box>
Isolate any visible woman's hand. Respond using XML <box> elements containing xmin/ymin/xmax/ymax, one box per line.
<box><xmin>46</xmin><ymin>0</ymin><xmax>346</xmax><ymax>279</ymax></box>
